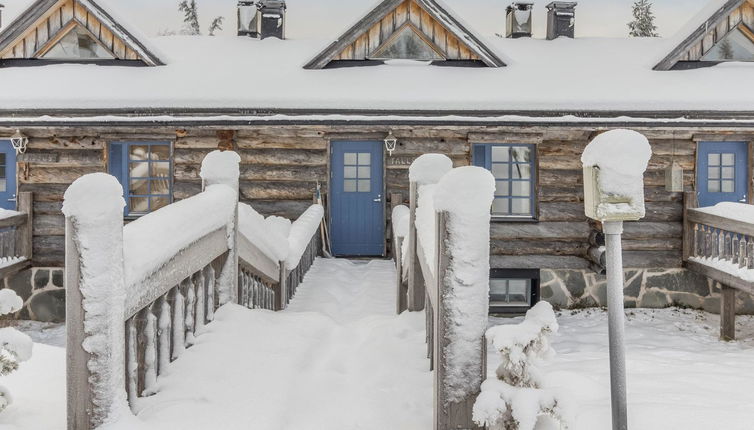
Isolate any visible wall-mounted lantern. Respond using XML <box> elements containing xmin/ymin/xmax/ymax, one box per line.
<box><xmin>10</xmin><ymin>130</ymin><xmax>28</xmax><ymax>154</ymax></box>
<box><xmin>665</xmin><ymin>161</ymin><xmax>684</xmax><ymax>192</ymax></box>
<box><xmin>384</xmin><ymin>131</ymin><xmax>398</xmax><ymax>156</ymax></box>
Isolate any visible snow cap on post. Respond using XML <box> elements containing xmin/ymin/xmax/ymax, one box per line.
<box><xmin>200</xmin><ymin>150</ymin><xmax>241</xmax><ymax>191</ymax></box>
<box><xmin>581</xmin><ymin>129</ymin><xmax>652</xmax><ymax>222</ymax></box>
<box><xmin>62</xmin><ymin>173</ymin><xmax>126</xmax><ymax>222</ymax></box>
<box><xmin>434</xmin><ymin>166</ymin><xmax>496</xmax><ymax>216</ymax></box>
<box><xmin>409</xmin><ymin>154</ymin><xmax>454</xmax><ymax>186</ymax></box>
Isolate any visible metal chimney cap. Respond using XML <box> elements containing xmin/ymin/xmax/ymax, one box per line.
<box><xmin>259</xmin><ymin>0</ymin><xmax>286</xmax><ymax>8</ymax></box>
<box><xmin>546</xmin><ymin>1</ymin><xmax>577</xmax><ymax>10</ymax></box>
<box><xmin>507</xmin><ymin>2</ymin><xmax>534</xmax><ymax>11</ymax></box>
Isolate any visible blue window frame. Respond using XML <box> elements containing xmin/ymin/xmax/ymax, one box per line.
<box><xmin>109</xmin><ymin>142</ymin><xmax>173</xmax><ymax>216</ymax></box>
<box><xmin>473</xmin><ymin>144</ymin><xmax>537</xmax><ymax>218</ymax></box>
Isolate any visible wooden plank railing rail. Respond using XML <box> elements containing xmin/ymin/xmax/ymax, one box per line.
<box><xmin>396</xmin><ymin>156</ymin><xmax>492</xmax><ymax>430</ymax></box>
<box><xmin>65</xmin><ymin>152</ymin><xmax>323</xmax><ymax>430</ymax></box>
<box><xmin>0</xmin><ymin>191</ymin><xmax>33</xmax><ymax>279</ymax></box>
<box><xmin>683</xmin><ymin>192</ymin><xmax>754</xmax><ymax>340</ymax></box>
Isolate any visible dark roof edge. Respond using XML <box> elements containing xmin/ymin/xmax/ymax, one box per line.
<box><xmin>2</xmin><ymin>109</ymin><xmax>754</xmax><ymax>127</ymax></box>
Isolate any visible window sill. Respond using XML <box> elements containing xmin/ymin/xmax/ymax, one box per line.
<box><xmin>491</xmin><ymin>216</ymin><xmax>538</xmax><ymax>223</ymax></box>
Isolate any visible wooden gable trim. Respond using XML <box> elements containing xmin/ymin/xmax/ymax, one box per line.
<box><xmin>0</xmin><ymin>0</ymin><xmax>162</xmax><ymax>65</ymax></box>
<box><xmin>654</xmin><ymin>0</ymin><xmax>752</xmax><ymax>70</ymax></box>
<box><xmin>369</xmin><ymin>21</ymin><xmax>447</xmax><ymax>60</ymax></box>
<box><xmin>304</xmin><ymin>0</ymin><xmax>505</xmax><ymax>69</ymax></box>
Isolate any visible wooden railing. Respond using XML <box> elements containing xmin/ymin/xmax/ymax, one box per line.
<box><xmin>398</xmin><ymin>157</ymin><xmax>492</xmax><ymax>430</ymax></box>
<box><xmin>65</xmin><ymin>153</ymin><xmax>322</xmax><ymax>430</ymax></box>
<box><xmin>0</xmin><ymin>192</ymin><xmax>32</xmax><ymax>279</ymax></box>
<box><xmin>683</xmin><ymin>193</ymin><xmax>754</xmax><ymax>340</ymax></box>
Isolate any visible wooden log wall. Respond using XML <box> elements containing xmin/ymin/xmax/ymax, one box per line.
<box><xmin>2</xmin><ymin>124</ymin><xmax>749</xmax><ymax>270</ymax></box>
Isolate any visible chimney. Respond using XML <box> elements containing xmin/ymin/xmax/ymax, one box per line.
<box><xmin>506</xmin><ymin>3</ymin><xmax>534</xmax><ymax>39</ymax></box>
<box><xmin>258</xmin><ymin>0</ymin><xmax>286</xmax><ymax>40</ymax></box>
<box><xmin>237</xmin><ymin>0</ymin><xmax>286</xmax><ymax>39</ymax></box>
<box><xmin>237</xmin><ymin>1</ymin><xmax>258</xmax><ymax>37</ymax></box>
<box><xmin>546</xmin><ymin>2</ymin><xmax>577</xmax><ymax>40</ymax></box>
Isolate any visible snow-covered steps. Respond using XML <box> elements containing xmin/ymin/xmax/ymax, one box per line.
<box><xmin>104</xmin><ymin>259</ymin><xmax>432</xmax><ymax>430</ymax></box>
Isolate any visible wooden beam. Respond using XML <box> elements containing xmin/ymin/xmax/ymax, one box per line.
<box><xmin>16</xmin><ymin>192</ymin><xmax>33</xmax><ymax>260</ymax></box>
<box><xmin>407</xmin><ymin>181</ymin><xmax>426</xmax><ymax>311</ymax></box>
<box><xmin>720</xmin><ymin>284</ymin><xmax>736</xmax><ymax>341</ymax></box>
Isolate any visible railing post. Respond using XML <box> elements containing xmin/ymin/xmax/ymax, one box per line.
<box><xmin>16</xmin><ymin>191</ymin><xmax>32</xmax><ymax>261</ymax></box>
<box><xmin>200</xmin><ymin>151</ymin><xmax>241</xmax><ymax>306</ymax></box>
<box><xmin>278</xmin><ymin>262</ymin><xmax>287</xmax><ymax>310</ymax></box>
<box><xmin>63</xmin><ymin>174</ymin><xmax>128</xmax><ymax>430</ymax></box>
<box><xmin>721</xmin><ymin>284</ymin><xmax>736</xmax><ymax>341</ymax></box>
<box><xmin>683</xmin><ymin>191</ymin><xmax>698</xmax><ymax>262</ymax></box>
<box><xmin>407</xmin><ymin>181</ymin><xmax>426</xmax><ymax>311</ymax></box>
<box><xmin>434</xmin><ymin>211</ymin><xmax>484</xmax><ymax>430</ymax></box>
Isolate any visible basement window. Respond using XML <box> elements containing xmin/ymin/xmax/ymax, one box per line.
<box><xmin>109</xmin><ymin>142</ymin><xmax>173</xmax><ymax>217</ymax></box>
<box><xmin>489</xmin><ymin>269</ymin><xmax>540</xmax><ymax>315</ymax></box>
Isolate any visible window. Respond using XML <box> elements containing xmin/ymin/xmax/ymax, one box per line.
<box><xmin>489</xmin><ymin>269</ymin><xmax>540</xmax><ymax>314</ymax></box>
<box><xmin>707</xmin><ymin>152</ymin><xmax>736</xmax><ymax>193</ymax></box>
<box><xmin>473</xmin><ymin>144</ymin><xmax>537</xmax><ymax>218</ymax></box>
<box><xmin>371</xmin><ymin>24</ymin><xmax>445</xmax><ymax>61</ymax></box>
<box><xmin>41</xmin><ymin>25</ymin><xmax>115</xmax><ymax>60</ymax></box>
<box><xmin>343</xmin><ymin>152</ymin><xmax>372</xmax><ymax>193</ymax></box>
<box><xmin>109</xmin><ymin>142</ymin><xmax>173</xmax><ymax>216</ymax></box>
<box><xmin>701</xmin><ymin>27</ymin><xmax>754</xmax><ymax>62</ymax></box>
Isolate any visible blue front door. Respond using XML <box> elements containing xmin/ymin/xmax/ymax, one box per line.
<box><xmin>0</xmin><ymin>142</ymin><xmax>16</xmax><ymax>210</ymax></box>
<box><xmin>697</xmin><ymin>141</ymin><xmax>749</xmax><ymax>208</ymax></box>
<box><xmin>330</xmin><ymin>141</ymin><xmax>385</xmax><ymax>256</ymax></box>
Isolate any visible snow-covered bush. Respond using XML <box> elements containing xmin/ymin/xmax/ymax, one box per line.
<box><xmin>473</xmin><ymin>302</ymin><xmax>567</xmax><ymax>430</ymax></box>
<box><xmin>0</xmin><ymin>289</ymin><xmax>32</xmax><ymax>412</ymax></box>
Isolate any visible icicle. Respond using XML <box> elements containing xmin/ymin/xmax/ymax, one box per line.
<box><xmin>125</xmin><ymin>318</ymin><xmax>138</xmax><ymax>404</ymax></box>
<box><xmin>158</xmin><ymin>295</ymin><xmax>171</xmax><ymax>374</ymax></box>
<box><xmin>143</xmin><ymin>308</ymin><xmax>158</xmax><ymax>396</ymax></box>
<box><xmin>195</xmin><ymin>271</ymin><xmax>206</xmax><ymax>333</ymax></box>
<box><xmin>171</xmin><ymin>288</ymin><xmax>185</xmax><ymax>360</ymax></box>
<box><xmin>184</xmin><ymin>279</ymin><xmax>196</xmax><ymax>347</ymax></box>
<box><xmin>206</xmin><ymin>265</ymin><xmax>216</xmax><ymax>322</ymax></box>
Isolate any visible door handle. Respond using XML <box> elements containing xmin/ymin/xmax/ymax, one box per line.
<box><xmin>374</xmin><ymin>195</ymin><xmax>382</xmax><ymax>202</ymax></box>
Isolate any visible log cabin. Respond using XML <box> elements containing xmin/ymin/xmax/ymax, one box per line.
<box><xmin>0</xmin><ymin>0</ymin><xmax>754</xmax><ymax>321</ymax></box>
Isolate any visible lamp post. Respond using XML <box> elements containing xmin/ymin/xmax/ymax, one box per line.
<box><xmin>582</xmin><ymin>129</ymin><xmax>653</xmax><ymax>430</ymax></box>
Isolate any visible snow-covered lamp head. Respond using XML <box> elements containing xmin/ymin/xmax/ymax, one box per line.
<box><xmin>581</xmin><ymin>129</ymin><xmax>652</xmax><ymax>222</ymax></box>
<box><xmin>384</xmin><ymin>131</ymin><xmax>397</xmax><ymax>156</ymax></box>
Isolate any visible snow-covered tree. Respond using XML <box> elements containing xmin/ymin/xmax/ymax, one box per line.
<box><xmin>175</xmin><ymin>1</ymin><xmax>224</xmax><ymax>36</ymax></box>
<box><xmin>179</xmin><ymin>0</ymin><xmax>201</xmax><ymax>35</ymax></box>
<box><xmin>720</xmin><ymin>37</ymin><xmax>735</xmax><ymax>60</ymax></box>
<box><xmin>473</xmin><ymin>302</ymin><xmax>568</xmax><ymax>430</ymax></box>
<box><xmin>208</xmin><ymin>16</ymin><xmax>225</xmax><ymax>36</ymax></box>
<box><xmin>0</xmin><ymin>290</ymin><xmax>32</xmax><ymax>413</ymax></box>
<box><xmin>628</xmin><ymin>0</ymin><xmax>659</xmax><ymax>37</ymax></box>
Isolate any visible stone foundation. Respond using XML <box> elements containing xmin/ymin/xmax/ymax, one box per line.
<box><xmin>541</xmin><ymin>268</ymin><xmax>754</xmax><ymax>315</ymax></box>
<box><xmin>4</xmin><ymin>266</ymin><xmax>754</xmax><ymax>322</ymax></box>
<box><xmin>2</xmin><ymin>268</ymin><xmax>65</xmax><ymax>322</ymax></box>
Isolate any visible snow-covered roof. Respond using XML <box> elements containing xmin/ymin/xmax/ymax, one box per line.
<box><xmin>0</xmin><ymin>0</ymin><xmax>751</xmax><ymax>118</ymax></box>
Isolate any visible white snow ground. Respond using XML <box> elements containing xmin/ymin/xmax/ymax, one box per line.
<box><xmin>3</xmin><ymin>260</ymin><xmax>754</xmax><ymax>429</ymax></box>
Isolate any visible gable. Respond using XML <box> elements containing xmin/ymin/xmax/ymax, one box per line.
<box><xmin>0</xmin><ymin>0</ymin><xmax>163</xmax><ymax>66</ymax></box>
<box><xmin>655</xmin><ymin>0</ymin><xmax>754</xmax><ymax>70</ymax></box>
<box><xmin>304</xmin><ymin>0</ymin><xmax>505</xmax><ymax>69</ymax></box>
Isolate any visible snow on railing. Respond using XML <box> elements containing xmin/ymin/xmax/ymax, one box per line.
<box><xmin>400</xmin><ymin>154</ymin><xmax>495</xmax><ymax>430</ymax></box>
<box><xmin>0</xmin><ymin>193</ymin><xmax>33</xmax><ymax>279</ymax></box>
<box><xmin>683</xmin><ymin>199</ymin><xmax>754</xmax><ymax>340</ymax></box>
<box><xmin>64</xmin><ymin>151</ymin><xmax>322</xmax><ymax>430</ymax></box>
